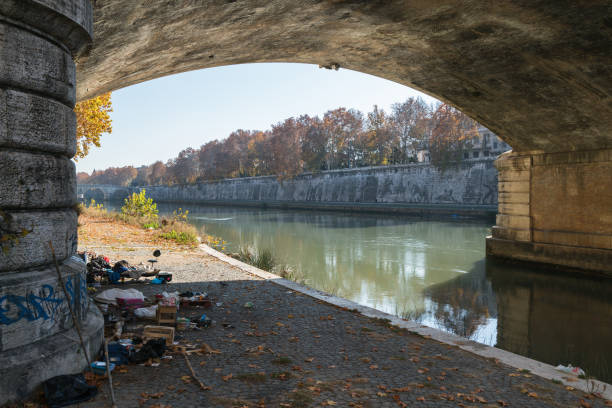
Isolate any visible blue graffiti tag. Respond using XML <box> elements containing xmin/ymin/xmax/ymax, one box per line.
<box><xmin>0</xmin><ymin>284</ymin><xmax>65</xmax><ymax>326</ymax></box>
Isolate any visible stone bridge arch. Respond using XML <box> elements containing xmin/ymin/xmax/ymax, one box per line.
<box><xmin>84</xmin><ymin>188</ymin><xmax>106</xmax><ymax>203</ymax></box>
<box><xmin>1</xmin><ymin>1</ymin><xmax>612</xmax><ymax>403</ymax></box>
<box><xmin>76</xmin><ymin>1</ymin><xmax>612</xmax><ymax>154</ymax></box>
<box><xmin>74</xmin><ymin>0</ymin><xmax>612</xmax><ymax>273</ymax></box>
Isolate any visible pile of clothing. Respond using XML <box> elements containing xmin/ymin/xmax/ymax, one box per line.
<box><xmin>86</xmin><ymin>256</ymin><xmax>111</xmax><ymax>283</ymax></box>
<box><xmin>86</xmin><ymin>255</ymin><xmax>156</xmax><ymax>285</ymax></box>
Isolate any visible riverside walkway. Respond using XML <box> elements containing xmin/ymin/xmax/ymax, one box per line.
<box><xmin>80</xmin><ymin>244</ymin><xmax>609</xmax><ymax>408</ymax></box>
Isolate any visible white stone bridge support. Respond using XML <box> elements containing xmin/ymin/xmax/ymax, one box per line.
<box><xmin>0</xmin><ymin>1</ymin><xmax>103</xmax><ymax>404</ymax></box>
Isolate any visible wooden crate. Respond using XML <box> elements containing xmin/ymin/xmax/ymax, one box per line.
<box><xmin>143</xmin><ymin>325</ymin><xmax>175</xmax><ymax>344</ymax></box>
<box><xmin>156</xmin><ymin>305</ymin><xmax>177</xmax><ymax>325</ymax></box>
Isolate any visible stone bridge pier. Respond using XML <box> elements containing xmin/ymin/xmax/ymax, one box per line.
<box><xmin>0</xmin><ymin>1</ymin><xmax>103</xmax><ymax>404</ymax></box>
<box><xmin>487</xmin><ymin>149</ymin><xmax>612</xmax><ymax>274</ymax></box>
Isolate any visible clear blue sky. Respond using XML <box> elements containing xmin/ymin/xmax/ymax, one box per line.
<box><xmin>76</xmin><ymin>63</ymin><xmax>437</xmax><ymax>174</ymax></box>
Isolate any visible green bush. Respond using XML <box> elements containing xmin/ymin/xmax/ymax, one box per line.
<box><xmin>237</xmin><ymin>246</ymin><xmax>276</xmax><ymax>271</ymax></box>
<box><xmin>81</xmin><ymin>199</ymin><xmax>108</xmax><ymax>218</ymax></box>
<box><xmin>171</xmin><ymin>207</ymin><xmax>189</xmax><ymax>222</ymax></box>
<box><xmin>121</xmin><ymin>190</ymin><xmax>158</xmax><ymax>219</ymax></box>
<box><xmin>159</xmin><ymin>215</ymin><xmax>199</xmax><ymax>244</ymax></box>
<box><xmin>142</xmin><ymin>221</ymin><xmax>160</xmax><ymax>229</ymax></box>
<box><xmin>160</xmin><ymin>229</ymin><xmax>198</xmax><ymax>244</ymax></box>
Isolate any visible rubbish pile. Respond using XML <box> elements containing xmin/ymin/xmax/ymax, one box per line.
<box><xmin>41</xmin><ymin>250</ymin><xmax>220</xmax><ymax>407</ymax></box>
<box><xmin>83</xmin><ymin>250</ymin><xmax>168</xmax><ymax>287</ymax></box>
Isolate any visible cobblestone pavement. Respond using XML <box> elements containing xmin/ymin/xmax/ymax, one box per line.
<box><xmin>82</xmin><ymin>257</ymin><xmax>608</xmax><ymax>408</ymax></box>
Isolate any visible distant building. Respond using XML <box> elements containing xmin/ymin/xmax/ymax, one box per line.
<box><xmin>415</xmin><ymin>126</ymin><xmax>511</xmax><ymax>163</ymax></box>
<box><xmin>464</xmin><ymin>126</ymin><xmax>511</xmax><ymax>160</ymax></box>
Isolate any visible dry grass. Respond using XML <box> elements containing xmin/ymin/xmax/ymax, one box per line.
<box><xmin>159</xmin><ymin>217</ymin><xmax>199</xmax><ymax>244</ymax></box>
<box><xmin>78</xmin><ymin>214</ymin><xmax>197</xmax><ymax>249</ymax></box>
<box><xmin>79</xmin><ymin>201</ymin><xmax>199</xmax><ymax>246</ymax></box>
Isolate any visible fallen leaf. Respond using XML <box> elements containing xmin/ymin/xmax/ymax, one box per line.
<box><xmin>141</xmin><ymin>392</ymin><xmax>164</xmax><ymax>399</ymax></box>
<box><xmin>377</xmin><ymin>392</ymin><xmax>387</xmax><ymax>397</ymax></box>
<box><xmin>305</xmin><ymin>357</ymin><xmax>315</xmax><ymax>362</ymax></box>
<box><xmin>222</xmin><ymin>374</ymin><xmax>233</xmax><ymax>381</ymax></box>
<box><xmin>527</xmin><ymin>392</ymin><xmax>538</xmax><ymax>398</ymax></box>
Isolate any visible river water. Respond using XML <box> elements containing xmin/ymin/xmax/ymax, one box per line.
<box><xmin>108</xmin><ymin>202</ymin><xmax>612</xmax><ymax>382</ymax></box>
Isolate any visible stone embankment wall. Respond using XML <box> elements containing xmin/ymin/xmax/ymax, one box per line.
<box><xmin>80</xmin><ymin>160</ymin><xmax>498</xmax><ymax>215</ymax></box>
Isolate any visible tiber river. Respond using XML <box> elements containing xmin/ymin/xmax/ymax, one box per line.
<box><xmin>112</xmin><ymin>202</ymin><xmax>612</xmax><ymax>382</ymax></box>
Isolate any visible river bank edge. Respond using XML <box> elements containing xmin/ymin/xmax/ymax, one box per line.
<box><xmin>77</xmin><ymin>214</ymin><xmax>612</xmax><ymax>401</ymax></box>
<box><xmin>198</xmin><ymin>243</ymin><xmax>612</xmax><ymax>400</ymax></box>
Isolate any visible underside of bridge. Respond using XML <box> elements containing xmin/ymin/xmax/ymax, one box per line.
<box><xmin>0</xmin><ymin>0</ymin><xmax>611</xmax><ymax>403</ymax></box>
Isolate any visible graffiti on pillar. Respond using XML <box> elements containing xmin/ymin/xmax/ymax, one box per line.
<box><xmin>0</xmin><ymin>276</ymin><xmax>88</xmax><ymax>326</ymax></box>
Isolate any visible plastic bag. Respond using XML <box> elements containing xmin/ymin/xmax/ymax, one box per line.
<box><xmin>43</xmin><ymin>374</ymin><xmax>98</xmax><ymax>408</ymax></box>
<box><xmin>555</xmin><ymin>364</ymin><xmax>586</xmax><ymax>376</ymax></box>
<box><xmin>134</xmin><ymin>305</ymin><xmax>157</xmax><ymax>319</ymax></box>
<box><xmin>95</xmin><ymin>288</ymin><xmax>145</xmax><ymax>305</ymax></box>
<box><xmin>130</xmin><ymin>338</ymin><xmax>166</xmax><ymax>364</ymax></box>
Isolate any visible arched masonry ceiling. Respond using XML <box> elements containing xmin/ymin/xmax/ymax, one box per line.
<box><xmin>76</xmin><ymin>1</ymin><xmax>612</xmax><ymax>153</ymax></box>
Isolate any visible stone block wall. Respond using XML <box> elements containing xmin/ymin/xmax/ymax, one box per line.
<box><xmin>0</xmin><ymin>1</ymin><xmax>103</xmax><ymax>404</ymax></box>
<box><xmin>138</xmin><ymin>160</ymin><xmax>498</xmax><ymax>209</ymax></box>
<box><xmin>487</xmin><ymin>149</ymin><xmax>612</xmax><ymax>274</ymax></box>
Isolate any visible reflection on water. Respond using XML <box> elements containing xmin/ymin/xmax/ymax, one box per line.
<box><xmin>103</xmin><ymin>202</ymin><xmax>612</xmax><ymax>382</ymax></box>
<box><xmin>488</xmin><ymin>261</ymin><xmax>612</xmax><ymax>383</ymax></box>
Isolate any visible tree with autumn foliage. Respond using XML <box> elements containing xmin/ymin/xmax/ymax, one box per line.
<box><xmin>390</xmin><ymin>96</ymin><xmax>431</xmax><ymax>163</ymax></box>
<box><xmin>74</xmin><ymin>92</ymin><xmax>113</xmax><ymax>160</ymax></box>
<box><xmin>321</xmin><ymin>108</ymin><xmax>363</xmax><ymax>169</ymax></box>
<box><xmin>268</xmin><ymin>118</ymin><xmax>304</xmax><ymax>179</ymax></box>
<box><xmin>362</xmin><ymin>105</ymin><xmax>394</xmax><ymax>166</ymax></box>
<box><xmin>429</xmin><ymin>103</ymin><xmax>478</xmax><ymax>170</ymax></box>
<box><xmin>78</xmin><ymin>97</ymin><xmax>504</xmax><ymax>186</ymax></box>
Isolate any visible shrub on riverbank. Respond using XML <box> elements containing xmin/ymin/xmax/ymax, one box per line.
<box><xmin>159</xmin><ymin>229</ymin><xmax>197</xmax><ymax>244</ymax></box>
<box><xmin>237</xmin><ymin>246</ymin><xmax>276</xmax><ymax>271</ymax></box>
<box><xmin>79</xmin><ymin>197</ymin><xmax>198</xmax><ymax>245</ymax></box>
<box><xmin>159</xmin><ymin>217</ymin><xmax>198</xmax><ymax>244</ymax></box>
<box><xmin>122</xmin><ymin>189</ymin><xmax>158</xmax><ymax>219</ymax></box>
<box><xmin>205</xmin><ymin>235</ymin><xmax>227</xmax><ymax>251</ymax></box>
<box><xmin>231</xmin><ymin>247</ymin><xmax>303</xmax><ymax>283</ymax></box>
<box><xmin>80</xmin><ymin>199</ymin><xmax>108</xmax><ymax>218</ymax></box>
